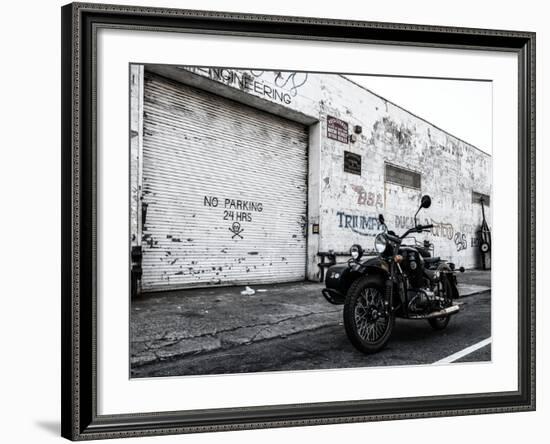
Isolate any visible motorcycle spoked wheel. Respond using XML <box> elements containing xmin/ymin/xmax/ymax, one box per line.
<box><xmin>343</xmin><ymin>275</ymin><xmax>395</xmax><ymax>354</ymax></box>
<box><xmin>428</xmin><ymin>271</ymin><xmax>456</xmax><ymax>331</ymax></box>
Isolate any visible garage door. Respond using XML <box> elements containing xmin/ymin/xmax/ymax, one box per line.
<box><xmin>140</xmin><ymin>72</ymin><xmax>309</xmax><ymax>291</ymax></box>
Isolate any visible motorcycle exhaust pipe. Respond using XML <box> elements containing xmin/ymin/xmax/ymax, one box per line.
<box><xmin>409</xmin><ymin>304</ymin><xmax>460</xmax><ymax>320</ymax></box>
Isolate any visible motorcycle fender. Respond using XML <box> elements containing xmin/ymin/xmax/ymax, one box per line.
<box><xmin>437</xmin><ymin>262</ymin><xmax>459</xmax><ymax>299</ymax></box>
<box><xmin>359</xmin><ymin>257</ymin><xmax>391</xmax><ymax>275</ymax></box>
<box><xmin>325</xmin><ymin>259</ymin><xmax>389</xmax><ymax>295</ymax></box>
<box><xmin>325</xmin><ymin>264</ymin><xmax>354</xmax><ymax>293</ymax></box>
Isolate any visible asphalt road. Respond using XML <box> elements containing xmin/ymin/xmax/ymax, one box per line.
<box><xmin>132</xmin><ymin>290</ymin><xmax>491</xmax><ymax>378</ymax></box>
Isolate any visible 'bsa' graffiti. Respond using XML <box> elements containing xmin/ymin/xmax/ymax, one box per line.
<box><xmin>351</xmin><ymin>185</ymin><xmax>384</xmax><ymax>208</ymax></box>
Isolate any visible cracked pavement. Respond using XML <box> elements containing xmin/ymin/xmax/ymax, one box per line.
<box><xmin>130</xmin><ymin>271</ymin><xmax>490</xmax><ymax>374</ymax></box>
<box><xmin>131</xmin><ymin>281</ymin><xmax>341</xmax><ymax>368</ymax></box>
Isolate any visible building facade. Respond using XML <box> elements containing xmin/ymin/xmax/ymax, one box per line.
<box><xmin>130</xmin><ymin>64</ymin><xmax>492</xmax><ymax>294</ymax></box>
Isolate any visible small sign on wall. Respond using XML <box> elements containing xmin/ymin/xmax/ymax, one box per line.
<box><xmin>344</xmin><ymin>151</ymin><xmax>361</xmax><ymax>175</ymax></box>
<box><xmin>327</xmin><ymin>115</ymin><xmax>349</xmax><ymax>143</ymax></box>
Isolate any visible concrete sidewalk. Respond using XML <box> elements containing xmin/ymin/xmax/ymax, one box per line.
<box><xmin>456</xmin><ymin>269</ymin><xmax>491</xmax><ymax>297</ymax></box>
<box><xmin>131</xmin><ymin>270</ymin><xmax>490</xmax><ymax>369</ymax></box>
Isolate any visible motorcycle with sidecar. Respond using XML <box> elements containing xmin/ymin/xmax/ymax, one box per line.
<box><xmin>322</xmin><ymin>195</ymin><xmax>463</xmax><ymax>354</ymax></box>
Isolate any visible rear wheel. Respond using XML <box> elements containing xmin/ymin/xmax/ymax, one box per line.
<box><xmin>343</xmin><ymin>275</ymin><xmax>394</xmax><ymax>354</ymax></box>
<box><xmin>428</xmin><ymin>315</ymin><xmax>450</xmax><ymax>330</ymax></box>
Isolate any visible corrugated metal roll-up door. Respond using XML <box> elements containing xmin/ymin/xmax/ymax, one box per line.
<box><xmin>141</xmin><ymin>72</ymin><xmax>309</xmax><ymax>291</ymax></box>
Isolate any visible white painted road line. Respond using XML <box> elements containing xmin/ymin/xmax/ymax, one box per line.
<box><xmin>433</xmin><ymin>337</ymin><xmax>492</xmax><ymax>364</ymax></box>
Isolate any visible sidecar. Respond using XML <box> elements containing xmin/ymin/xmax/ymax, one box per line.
<box><xmin>321</xmin><ymin>256</ymin><xmax>389</xmax><ymax>305</ymax></box>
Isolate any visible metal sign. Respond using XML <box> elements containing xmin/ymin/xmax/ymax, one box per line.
<box><xmin>327</xmin><ymin>115</ymin><xmax>349</xmax><ymax>143</ymax></box>
<box><xmin>344</xmin><ymin>151</ymin><xmax>361</xmax><ymax>175</ymax></box>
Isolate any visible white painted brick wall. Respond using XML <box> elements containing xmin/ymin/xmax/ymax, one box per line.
<box><xmin>131</xmin><ymin>67</ymin><xmax>492</xmax><ymax>283</ymax></box>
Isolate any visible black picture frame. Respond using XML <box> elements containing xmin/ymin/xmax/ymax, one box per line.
<box><xmin>61</xmin><ymin>2</ymin><xmax>536</xmax><ymax>440</ymax></box>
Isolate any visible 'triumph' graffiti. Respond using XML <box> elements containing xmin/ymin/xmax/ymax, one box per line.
<box><xmin>336</xmin><ymin>211</ymin><xmax>382</xmax><ymax>236</ymax></box>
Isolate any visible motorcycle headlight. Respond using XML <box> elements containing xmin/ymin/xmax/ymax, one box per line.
<box><xmin>374</xmin><ymin>233</ymin><xmax>387</xmax><ymax>253</ymax></box>
<box><xmin>350</xmin><ymin>244</ymin><xmax>363</xmax><ymax>260</ymax></box>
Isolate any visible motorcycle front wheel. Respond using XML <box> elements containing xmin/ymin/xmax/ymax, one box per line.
<box><xmin>343</xmin><ymin>275</ymin><xmax>394</xmax><ymax>354</ymax></box>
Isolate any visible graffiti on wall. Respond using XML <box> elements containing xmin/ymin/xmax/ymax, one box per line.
<box><xmin>338</xmin><ymin>210</ymin><xmax>474</xmax><ymax>252</ymax></box>
<box><xmin>336</xmin><ymin>211</ymin><xmax>382</xmax><ymax>236</ymax></box>
<box><xmin>454</xmin><ymin>232</ymin><xmax>468</xmax><ymax>251</ymax></box>
<box><xmin>250</xmin><ymin>71</ymin><xmax>309</xmax><ymax>97</ymax></box>
<box><xmin>229</xmin><ymin>222</ymin><xmax>244</xmax><ymax>239</ymax></box>
<box><xmin>204</xmin><ymin>196</ymin><xmax>263</xmax><ymax>239</ymax></box>
<box><xmin>337</xmin><ymin>211</ymin><xmax>461</xmax><ymax>241</ymax></box>
<box><xmin>460</xmin><ymin>223</ymin><xmax>476</xmax><ymax>234</ymax></box>
<box><xmin>184</xmin><ymin>67</ymin><xmax>298</xmax><ymax>105</ymax></box>
<box><xmin>184</xmin><ymin>67</ymin><xmax>311</xmax><ymax>104</ymax></box>
<box><xmin>351</xmin><ymin>185</ymin><xmax>384</xmax><ymax>208</ymax></box>
<box><xmin>394</xmin><ymin>216</ymin><xmax>455</xmax><ymax>241</ymax></box>
<box><xmin>394</xmin><ymin>215</ymin><xmax>416</xmax><ymax>230</ymax></box>
<box><xmin>429</xmin><ymin>220</ymin><xmax>454</xmax><ymax>240</ymax></box>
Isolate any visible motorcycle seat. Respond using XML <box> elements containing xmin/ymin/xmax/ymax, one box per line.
<box><xmin>424</xmin><ymin>256</ymin><xmax>440</xmax><ymax>264</ymax></box>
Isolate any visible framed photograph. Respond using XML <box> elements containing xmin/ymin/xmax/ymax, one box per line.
<box><xmin>61</xmin><ymin>2</ymin><xmax>536</xmax><ymax>440</ymax></box>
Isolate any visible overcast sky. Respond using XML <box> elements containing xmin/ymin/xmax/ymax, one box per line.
<box><xmin>344</xmin><ymin>75</ymin><xmax>492</xmax><ymax>155</ymax></box>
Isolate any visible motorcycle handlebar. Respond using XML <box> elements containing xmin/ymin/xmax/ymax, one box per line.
<box><xmin>398</xmin><ymin>224</ymin><xmax>433</xmax><ymax>240</ymax></box>
<box><xmin>416</xmin><ymin>224</ymin><xmax>433</xmax><ymax>231</ymax></box>
<box><xmin>386</xmin><ymin>232</ymin><xmax>402</xmax><ymax>244</ymax></box>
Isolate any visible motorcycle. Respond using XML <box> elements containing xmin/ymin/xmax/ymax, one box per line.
<box><xmin>321</xmin><ymin>195</ymin><xmax>462</xmax><ymax>354</ymax></box>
